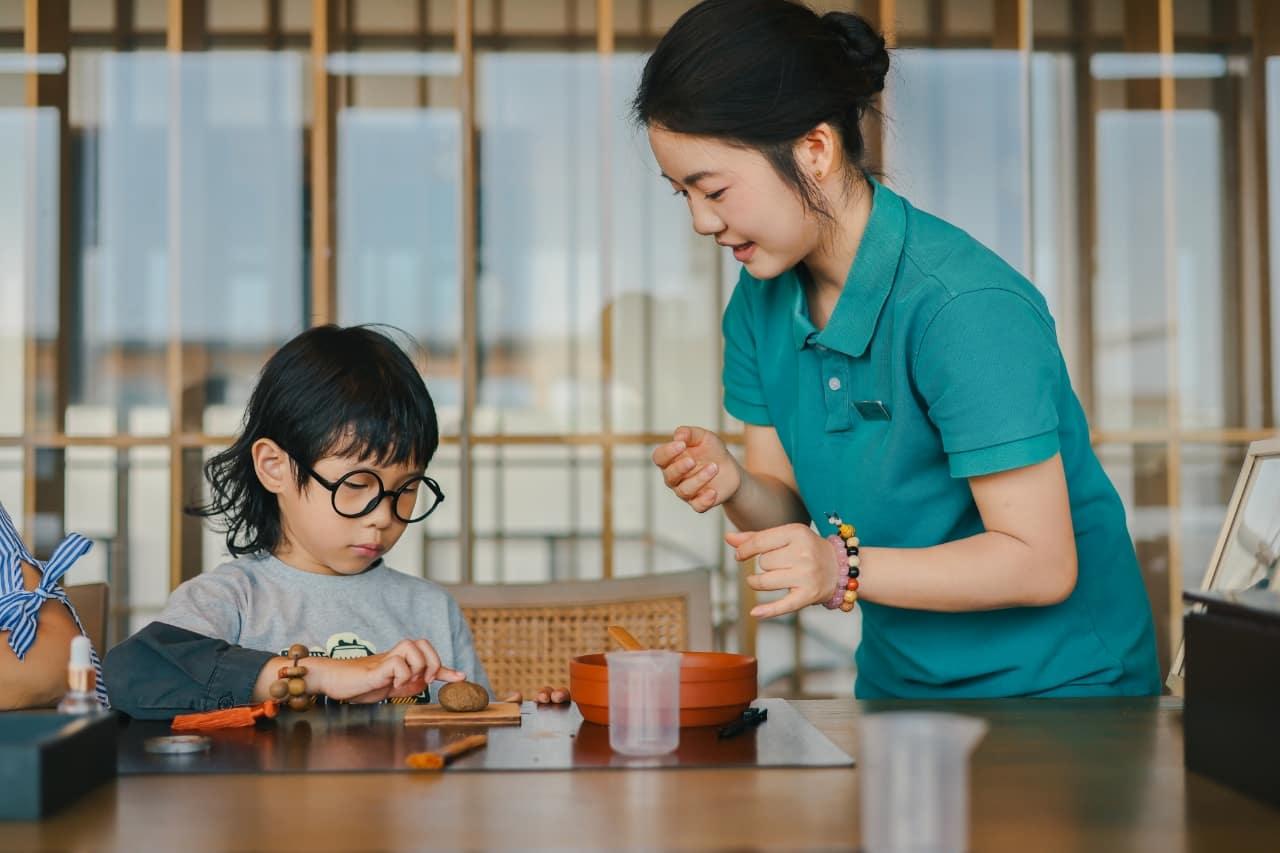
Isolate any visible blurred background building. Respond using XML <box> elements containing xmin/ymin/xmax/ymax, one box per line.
<box><xmin>2</xmin><ymin>0</ymin><xmax>1275</xmax><ymax>696</ymax></box>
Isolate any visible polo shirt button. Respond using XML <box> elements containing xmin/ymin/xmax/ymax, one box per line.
<box><xmin>828</xmin><ymin>377</ymin><xmax>842</xmax><ymax>391</ymax></box>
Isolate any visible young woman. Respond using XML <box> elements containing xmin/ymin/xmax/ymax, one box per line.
<box><xmin>641</xmin><ymin>0</ymin><xmax>1160</xmax><ymax>698</ymax></box>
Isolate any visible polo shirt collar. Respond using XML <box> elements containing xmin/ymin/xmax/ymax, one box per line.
<box><xmin>790</xmin><ymin>179</ymin><xmax>906</xmax><ymax>357</ymax></box>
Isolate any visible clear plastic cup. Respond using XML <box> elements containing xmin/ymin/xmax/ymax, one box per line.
<box><xmin>605</xmin><ymin>650</ymin><xmax>681</xmax><ymax>756</ymax></box>
<box><xmin>858</xmin><ymin>712</ymin><xmax>988</xmax><ymax>853</ymax></box>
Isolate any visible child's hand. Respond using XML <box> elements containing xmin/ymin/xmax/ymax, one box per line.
<box><xmin>502</xmin><ymin>686</ymin><xmax>570</xmax><ymax>704</ymax></box>
<box><xmin>727</xmin><ymin>524</ymin><xmax>838</xmax><ymax>619</ymax></box>
<box><xmin>310</xmin><ymin>639</ymin><xmax>465</xmax><ymax>703</ymax></box>
<box><xmin>652</xmin><ymin>426</ymin><xmax>742</xmax><ymax>513</ymax></box>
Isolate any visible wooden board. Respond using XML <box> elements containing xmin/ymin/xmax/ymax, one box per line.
<box><xmin>403</xmin><ymin>702</ymin><xmax>523</xmax><ymax>726</ymax></box>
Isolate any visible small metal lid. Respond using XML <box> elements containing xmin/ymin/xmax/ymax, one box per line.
<box><xmin>144</xmin><ymin>735</ymin><xmax>212</xmax><ymax>755</ymax></box>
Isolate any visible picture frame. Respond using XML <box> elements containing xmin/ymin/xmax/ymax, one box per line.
<box><xmin>1167</xmin><ymin>436</ymin><xmax>1280</xmax><ymax>694</ymax></box>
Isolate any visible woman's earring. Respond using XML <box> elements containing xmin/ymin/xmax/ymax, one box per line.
<box><xmin>815</xmin><ymin>170</ymin><xmax>823</xmax><ymax>180</ymax></box>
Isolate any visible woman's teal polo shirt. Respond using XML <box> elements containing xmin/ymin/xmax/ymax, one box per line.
<box><xmin>722</xmin><ymin>181</ymin><xmax>1160</xmax><ymax>699</ymax></box>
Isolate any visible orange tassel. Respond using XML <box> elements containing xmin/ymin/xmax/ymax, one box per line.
<box><xmin>172</xmin><ymin>700</ymin><xmax>279</xmax><ymax>731</ymax></box>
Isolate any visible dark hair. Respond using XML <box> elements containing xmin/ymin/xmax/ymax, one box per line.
<box><xmin>633</xmin><ymin>0</ymin><xmax>889</xmax><ymax>220</ymax></box>
<box><xmin>189</xmin><ymin>324</ymin><xmax>440</xmax><ymax>557</ymax></box>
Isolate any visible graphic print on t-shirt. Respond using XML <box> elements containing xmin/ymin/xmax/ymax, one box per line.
<box><xmin>278</xmin><ymin>632</ymin><xmax>429</xmax><ymax>703</ymax></box>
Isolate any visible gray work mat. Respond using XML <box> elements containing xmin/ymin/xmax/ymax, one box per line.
<box><xmin>117</xmin><ymin>698</ymin><xmax>853</xmax><ymax>774</ymax></box>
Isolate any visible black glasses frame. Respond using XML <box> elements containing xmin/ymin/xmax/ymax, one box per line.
<box><xmin>287</xmin><ymin>455</ymin><xmax>444</xmax><ymax>523</ymax></box>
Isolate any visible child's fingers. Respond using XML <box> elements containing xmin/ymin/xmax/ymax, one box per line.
<box><xmin>435</xmin><ymin>666</ymin><xmax>466</xmax><ymax>683</ymax></box>
<box><xmin>724</xmin><ymin>530</ymin><xmax>753</xmax><ymax>548</ymax></box>
<box><xmin>385</xmin><ymin>655</ymin><xmax>412</xmax><ymax>690</ymax></box>
<box><xmin>536</xmin><ymin>685</ymin><xmax>553</xmax><ymax>703</ymax></box>
<box><xmin>391</xmin><ymin>641</ymin><xmax>429</xmax><ymax>679</ymax></box>
<box><xmin>549</xmin><ymin>688</ymin><xmax>570</xmax><ymax>704</ymax></box>
<box><xmin>502</xmin><ymin>691</ymin><xmax>523</xmax><ymax>703</ymax></box>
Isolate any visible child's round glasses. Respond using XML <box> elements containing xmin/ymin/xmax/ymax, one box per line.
<box><xmin>287</xmin><ymin>454</ymin><xmax>444</xmax><ymax>523</ymax></box>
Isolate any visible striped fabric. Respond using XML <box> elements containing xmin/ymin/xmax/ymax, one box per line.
<box><xmin>0</xmin><ymin>502</ymin><xmax>109</xmax><ymax>708</ymax></box>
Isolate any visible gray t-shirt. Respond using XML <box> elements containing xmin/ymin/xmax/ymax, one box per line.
<box><xmin>157</xmin><ymin>553</ymin><xmax>490</xmax><ymax>694</ymax></box>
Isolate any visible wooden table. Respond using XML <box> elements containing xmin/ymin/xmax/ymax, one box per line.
<box><xmin>4</xmin><ymin>697</ymin><xmax>1277</xmax><ymax>851</ymax></box>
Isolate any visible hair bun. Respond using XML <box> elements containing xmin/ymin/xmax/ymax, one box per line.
<box><xmin>822</xmin><ymin>12</ymin><xmax>890</xmax><ymax>96</ymax></box>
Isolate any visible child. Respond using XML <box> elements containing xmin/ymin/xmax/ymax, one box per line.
<box><xmin>105</xmin><ymin>325</ymin><xmax>566</xmax><ymax>718</ymax></box>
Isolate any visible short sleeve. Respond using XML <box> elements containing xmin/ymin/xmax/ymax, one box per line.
<box><xmin>722</xmin><ymin>272</ymin><xmax>771</xmax><ymax>426</ymax></box>
<box><xmin>914</xmin><ymin>289</ymin><xmax>1062</xmax><ymax>478</ymax></box>
<box><xmin>157</xmin><ymin>572</ymin><xmax>245</xmax><ymax>645</ymax></box>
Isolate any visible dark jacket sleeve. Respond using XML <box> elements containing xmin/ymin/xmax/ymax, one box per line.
<box><xmin>102</xmin><ymin>621</ymin><xmax>274</xmax><ymax>719</ymax></box>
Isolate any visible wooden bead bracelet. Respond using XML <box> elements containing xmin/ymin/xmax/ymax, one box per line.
<box><xmin>267</xmin><ymin>643</ymin><xmax>316</xmax><ymax>712</ymax></box>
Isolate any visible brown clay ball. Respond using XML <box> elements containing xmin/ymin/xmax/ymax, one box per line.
<box><xmin>438</xmin><ymin>681</ymin><xmax>489</xmax><ymax>713</ymax></box>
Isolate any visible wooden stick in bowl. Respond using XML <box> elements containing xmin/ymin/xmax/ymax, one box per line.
<box><xmin>405</xmin><ymin>734</ymin><xmax>488</xmax><ymax>771</ymax></box>
<box><xmin>607</xmin><ymin>625</ymin><xmax>646</xmax><ymax>651</ymax></box>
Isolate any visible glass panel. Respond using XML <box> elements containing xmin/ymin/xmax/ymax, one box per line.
<box><xmin>477</xmin><ymin>54</ymin><xmax>604</xmax><ymax>435</ymax></box>
<box><xmin>54</xmin><ymin>444</ymin><xmax>170</xmax><ymax>643</ymax></box>
<box><xmin>1268</xmin><ymin>57</ymin><xmax>1280</xmax><ymax>424</ymax></box>
<box><xmin>124</xmin><ymin>444</ymin><xmax>170</xmax><ymax>636</ymax></box>
<box><xmin>1097</xmin><ymin>443</ymin><xmax>1172</xmax><ymax>673</ymax></box>
<box><xmin>503</xmin><ymin>0</ymin><xmax>570</xmax><ymax>34</ymax></box>
<box><xmin>1180</xmin><ymin>443</ymin><xmax>1249</xmax><ymax>592</ymax></box>
<box><xmin>1</xmin><ymin>105</ymin><xmax>60</xmax><ymax>435</ymax></box>
<box><xmin>71</xmin><ymin>0</ymin><xmax>115</xmax><ymax>30</ymax></box>
<box><xmin>1030</xmin><ymin>52</ymin><xmax>1081</xmax><ymax>375</ymax></box>
<box><xmin>0</xmin><ymin>447</ymin><xmax>21</xmax><ymax>521</ymax></box>
<box><xmin>1094</xmin><ymin>106</ymin><xmax>1170</xmax><ymax>431</ymax></box>
<box><xmin>337</xmin><ymin>97</ymin><xmax>463</xmax><ymax>432</ymax></box>
<box><xmin>613</xmin><ymin>444</ymin><xmax>722</xmax><ymax>580</ymax></box>
<box><xmin>1093</xmin><ymin>57</ymin><xmax>1231</xmax><ymax>431</ymax></box>
<box><xmin>885</xmin><ymin>49</ymin><xmax>1031</xmax><ymax>276</ymax></box>
<box><xmin>80</xmin><ymin>52</ymin><xmax>304</xmax><ymax>437</ymax></box>
<box><xmin>208</xmin><ymin>0</ymin><xmax>265</xmax><ymax>31</ymax></box>
<box><xmin>945</xmin><ymin>0</ymin><xmax>994</xmax><ymax>35</ymax></box>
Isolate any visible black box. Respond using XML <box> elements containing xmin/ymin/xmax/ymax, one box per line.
<box><xmin>0</xmin><ymin>711</ymin><xmax>117</xmax><ymax>820</ymax></box>
<box><xmin>1183</xmin><ymin>589</ymin><xmax>1280</xmax><ymax>809</ymax></box>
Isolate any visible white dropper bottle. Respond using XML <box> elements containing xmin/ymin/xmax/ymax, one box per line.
<box><xmin>57</xmin><ymin>635</ymin><xmax>99</xmax><ymax>714</ymax></box>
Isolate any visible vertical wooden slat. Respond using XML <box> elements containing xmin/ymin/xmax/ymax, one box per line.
<box><xmin>1124</xmin><ymin>0</ymin><xmax>1174</xmax><ymax>111</ymax></box>
<box><xmin>862</xmin><ymin>0</ymin><xmax>896</xmax><ymax>176</ymax></box>
<box><xmin>21</xmin><ymin>0</ymin><xmax>70</xmax><ymax>555</ymax></box>
<box><xmin>416</xmin><ymin>0</ymin><xmax>429</xmax><ymax>107</ymax></box>
<box><xmin>267</xmin><ymin>0</ymin><xmax>282</xmax><ymax>51</ymax></box>
<box><xmin>457</xmin><ymin>0</ymin><xmax>477</xmax><ymax>581</ymax></box>
<box><xmin>598</xmin><ymin>0</ymin><xmax>614</xmax><ymax>578</ymax></box>
<box><xmin>1072</xmin><ymin>0</ymin><xmax>1096</xmax><ymax>422</ymax></box>
<box><xmin>1212</xmin><ymin>1</ymin><xmax>1244</xmax><ymax>429</ymax></box>
<box><xmin>114</xmin><ymin>0</ymin><xmax>133</xmax><ymax>51</ymax></box>
<box><xmin>1254</xmin><ymin>0</ymin><xmax>1280</xmax><ymax>429</ymax></box>
<box><xmin>1125</xmin><ymin>0</ymin><xmax>1179</xmax><ymax>666</ymax></box>
<box><xmin>993</xmin><ymin>0</ymin><xmax>1030</xmax><ymax>51</ymax></box>
<box><xmin>311</xmin><ymin>0</ymin><xmax>338</xmax><ymax>325</ymax></box>
<box><xmin>166</xmin><ymin>0</ymin><xmax>206</xmax><ymax>592</ymax></box>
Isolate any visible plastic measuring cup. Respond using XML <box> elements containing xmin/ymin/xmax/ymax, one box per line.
<box><xmin>605</xmin><ymin>650</ymin><xmax>681</xmax><ymax>756</ymax></box>
<box><xmin>858</xmin><ymin>712</ymin><xmax>988</xmax><ymax>853</ymax></box>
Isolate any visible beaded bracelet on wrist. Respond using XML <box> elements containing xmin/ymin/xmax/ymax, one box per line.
<box><xmin>825</xmin><ymin>512</ymin><xmax>861</xmax><ymax>613</ymax></box>
<box><xmin>267</xmin><ymin>643</ymin><xmax>317</xmax><ymax>711</ymax></box>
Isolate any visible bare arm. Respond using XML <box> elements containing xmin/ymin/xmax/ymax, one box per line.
<box><xmin>723</xmin><ymin>424</ymin><xmax>811</xmax><ymax>532</ymax></box>
<box><xmin>0</xmin><ymin>562</ymin><xmax>81</xmax><ymax>709</ymax></box>
<box><xmin>736</xmin><ymin>455</ymin><xmax>1078</xmax><ymax>616</ymax></box>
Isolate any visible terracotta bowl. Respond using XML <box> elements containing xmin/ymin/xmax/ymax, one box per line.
<box><xmin>569</xmin><ymin>651</ymin><xmax>758</xmax><ymax>728</ymax></box>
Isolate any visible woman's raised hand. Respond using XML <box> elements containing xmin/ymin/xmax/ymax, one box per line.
<box><xmin>652</xmin><ymin>426</ymin><xmax>743</xmax><ymax>513</ymax></box>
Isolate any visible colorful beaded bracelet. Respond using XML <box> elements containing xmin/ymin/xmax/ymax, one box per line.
<box><xmin>825</xmin><ymin>513</ymin><xmax>860</xmax><ymax>613</ymax></box>
<box><xmin>267</xmin><ymin>643</ymin><xmax>317</xmax><ymax>712</ymax></box>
